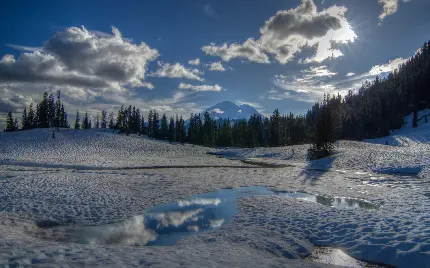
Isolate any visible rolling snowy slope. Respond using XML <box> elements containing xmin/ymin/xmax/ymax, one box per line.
<box><xmin>0</xmin><ymin>128</ymin><xmax>245</xmax><ymax>168</ymax></box>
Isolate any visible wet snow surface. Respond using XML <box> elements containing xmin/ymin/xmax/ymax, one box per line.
<box><xmin>0</xmin><ymin>125</ymin><xmax>430</xmax><ymax>267</ymax></box>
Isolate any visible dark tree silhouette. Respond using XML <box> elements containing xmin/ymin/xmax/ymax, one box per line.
<box><xmin>101</xmin><ymin>110</ymin><xmax>107</xmax><ymax>129</ymax></box>
<box><xmin>74</xmin><ymin>111</ymin><xmax>80</xmax><ymax>129</ymax></box>
<box><xmin>4</xmin><ymin>111</ymin><xmax>16</xmax><ymax>132</ymax></box>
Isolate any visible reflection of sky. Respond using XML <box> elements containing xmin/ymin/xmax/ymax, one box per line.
<box><xmin>150</xmin><ymin>209</ymin><xmax>203</xmax><ymax>228</ymax></box>
<box><xmin>210</xmin><ymin>219</ymin><xmax>225</xmax><ymax>228</ymax></box>
<box><xmin>145</xmin><ymin>186</ymin><xmax>270</xmax><ymax>246</ymax></box>
<box><xmin>69</xmin><ymin>186</ymin><xmax>377</xmax><ymax>246</ymax></box>
<box><xmin>178</xmin><ymin>198</ymin><xmax>221</xmax><ymax>207</ymax></box>
<box><xmin>276</xmin><ymin>192</ymin><xmax>377</xmax><ymax>209</ymax></box>
<box><xmin>69</xmin><ymin>215</ymin><xmax>158</xmax><ymax>246</ymax></box>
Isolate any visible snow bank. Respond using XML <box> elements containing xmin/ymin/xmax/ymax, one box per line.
<box><xmin>365</xmin><ymin>109</ymin><xmax>430</xmax><ymax>146</ymax></box>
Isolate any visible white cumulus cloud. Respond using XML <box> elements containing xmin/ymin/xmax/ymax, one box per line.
<box><xmin>378</xmin><ymin>0</ymin><xmax>411</xmax><ymax>22</ymax></box>
<box><xmin>202</xmin><ymin>38</ymin><xmax>270</xmax><ymax>64</ymax></box>
<box><xmin>367</xmin><ymin>57</ymin><xmax>407</xmax><ymax>76</ymax></box>
<box><xmin>188</xmin><ymin>58</ymin><xmax>201</xmax><ymax>66</ymax></box>
<box><xmin>0</xmin><ymin>26</ymin><xmax>159</xmax><ymax>90</ymax></box>
<box><xmin>151</xmin><ymin>62</ymin><xmax>204</xmax><ymax>81</ymax></box>
<box><xmin>208</xmin><ymin>61</ymin><xmax>226</xmax><ymax>72</ymax></box>
<box><xmin>178</xmin><ymin>82</ymin><xmax>222</xmax><ymax>92</ymax></box>
<box><xmin>202</xmin><ymin>0</ymin><xmax>356</xmax><ymax>64</ymax></box>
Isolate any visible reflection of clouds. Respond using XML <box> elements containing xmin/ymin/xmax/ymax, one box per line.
<box><xmin>187</xmin><ymin>225</ymin><xmax>199</xmax><ymax>232</ymax></box>
<box><xmin>315</xmin><ymin>195</ymin><xmax>377</xmax><ymax>209</ymax></box>
<box><xmin>209</xmin><ymin>219</ymin><xmax>225</xmax><ymax>229</ymax></box>
<box><xmin>333</xmin><ymin>197</ymin><xmax>377</xmax><ymax>209</ymax></box>
<box><xmin>178</xmin><ymin>198</ymin><xmax>221</xmax><ymax>207</ymax></box>
<box><xmin>296</xmin><ymin>196</ymin><xmax>318</xmax><ymax>203</ymax></box>
<box><xmin>75</xmin><ymin>215</ymin><xmax>157</xmax><ymax>245</ymax></box>
<box><xmin>277</xmin><ymin>192</ymin><xmax>377</xmax><ymax>209</ymax></box>
<box><xmin>151</xmin><ymin>209</ymin><xmax>203</xmax><ymax>228</ymax></box>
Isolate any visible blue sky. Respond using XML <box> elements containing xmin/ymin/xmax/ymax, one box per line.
<box><xmin>0</xmin><ymin>0</ymin><xmax>429</xmax><ymax>127</ymax></box>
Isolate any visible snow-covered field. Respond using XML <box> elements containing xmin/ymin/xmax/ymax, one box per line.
<box><xmin>0</xmin><ymin>112</ymin><xmax>429</xmax><ymax>267</ymax></box>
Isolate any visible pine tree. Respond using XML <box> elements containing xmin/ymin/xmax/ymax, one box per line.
<box><xmin>130</xmin><ymin>106</ymin><xmax>136</xmax><ymax>133</ymax></box>
<box><xmin>48</xmin><ymin>93</ymin><xmax>55</xmax><ymax>127</ymax></box>
<box><xmin>60</xmin><ymin>104</ymin><xmax>68</xmax><ymax>128</ymax></box>
<box><xmin>116</xmin><ymin>106</ymin><xmax>124</xmax><ymax>130</ymax></box>
<box><xmin>160</xmin><ymin>113</ymin><xmax>168</xmax><ymax>140</ymax></box>
<box><xmin>152</xmin><ymin>110</ymin><xmax>159</xmax><ymax>138</ymax></box>
<box><xmin>22</xmin><ymin>107</ymin><xmax>28</xmax><ymax>130</ymax></box>
<box><xmin>81</xmin><ymin>112</ymin><xmax>86</xmax><ymax>129</ymax></box>
<box><xmin>135</xmin><ymin>108</ymin><xmax>141</xmax><ymax>133</ymax></box>
<box><xmin>109</xmin><ymin>112</ymin><xmax>115</xmax><ymax>129</ymax></box>
<box><xmin>168</xmin><ymin>116</ymin><xmax>175</xmax><ymax>142</ymax></box>
<box><xmin>412</xmin><ymin>110</ymin><xmax>418</xmax><ymax>128</ymax></box>
<box><xmin>55</xmin><ymin>90</ymin><xmax>62</xmax><ymax>128</ymax></box>
<box><xmin>263</xmin><ymin>117</ymin><xmax>270</xmax><ymax>146</ymax></box>
<box><xmin>147</xmin><ymin>110</ymin><xmax>153</xmax><ymax>138</ymax></box>
<box><xmin>270</xmin><ymin>109</ymin><xmax>281</xmax><ymax>146</ymax></box>
<box><xmin>203</xmin><ymin>111</ymin><xmax>213</xmax><ymax>146</ymax></box>
<box><xmin>35</xmin><ymin>104</ymin><xmax>40</xmax><ymax>128</ymax></box>
<box><xmin>5</xmin><ymin>111</ymin><xmax>15</xmax><ymax>132</ymax></box>
<box><xmin>63</xmin><ymin>110</ymin><xmax>69</xmax><ymax>128</ymax></box>
<box><xmin>74</xmin><ymin>110</ymin><xmax>80</xmax><ymax>129</ymax></box>
<box><xmin>175</xmin><ymin>114</ymin><xmax>180</xmax><ymax>142</ymax></box>
<box><xmin>141</xmin><ymin>115</ymin><xmax>146</xmax><ymax>134</ymax></box>
<box><xmin>38</xmin><ymin>92</ymin><xmax>49</xmax><ymax>128</ymax></box>
<box><xmin>308</xmin><ymin>102</ymin><xmax>335</xmax><ymax>160</ymax></box>
<box><xmin>125</xmin><ymin>105</ymin><xmax>132</xmax><ymax>133</ymax></box>
<box><xmin>187</xmin><ymin>113</ymin><xmax>194</xmax><ymax>143</ymax></box>
<box><xmin>28</xmin><ymin>103</ymin><xmax>35</xmax><ymax>129</ymax></box>
<box><xmin>179</xmin><ymin>116</ymin><xmax>186</xmax><ymax>143</ymax></box>
<box><xmin>96</xmin><ymin>115</ymin><xmax>100</xmax><ymax>128</ymax></box>
<box><xmin>101</xmin><ymin>110</ymin><xmax>107</xmax><ymax>129</ymax></box>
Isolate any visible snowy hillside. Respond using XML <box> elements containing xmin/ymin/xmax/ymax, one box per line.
<box><xmin>366</xmin><ymin>109</ymin><xmax>430</xmax><ymax>146</ymax></box>
<box><xmin>204</xmin><ymin>101</ymin><xmax>261</xmax><ymax>120</ymax></box>
<box><xmin>0</xmin><ymin>128</ymin><xmax>246</xmax><ymax>168</ymax></box>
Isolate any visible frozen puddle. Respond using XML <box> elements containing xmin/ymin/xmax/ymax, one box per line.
<box><xmin>55</xmin><ymin>186</ymin><xmax>377</xmax><ymax>246</ymax></box>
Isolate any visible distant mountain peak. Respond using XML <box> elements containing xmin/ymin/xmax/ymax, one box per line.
<box><xmin>204</xmin><ymin>101</ymin><xmax>260</xmax><ymax>120</ymax></box>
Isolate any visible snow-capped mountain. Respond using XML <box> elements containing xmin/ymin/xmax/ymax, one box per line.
<box><xmin>204</xmin><ymin>101</ymin><xmax>261</xmax><ymax>120</ymax></box>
